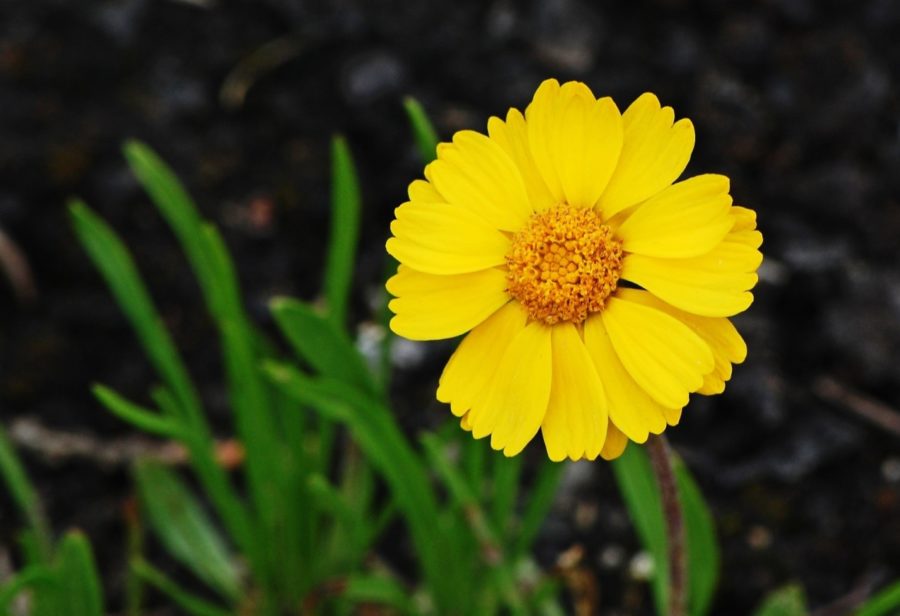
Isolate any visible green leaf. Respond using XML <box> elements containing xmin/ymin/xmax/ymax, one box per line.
<box><xmin>134</xmin><ymin>461</ymin><xmax>241</xmax><ymax>602</ymax></box>
<box><xmin>857</xmin><ymin>580</ymin><xmax>900</xmax><ymax>616</ymax></box>
<box><xmin>132</xmin><ymin>560</ymin><xmax>232</xmax><ymax>616</ymax></box>
<box><xmin>420</xmin><ymin>434</ymin><xmax>526</xmax><ymax>615</ymax></box>
<box><xmin>752</xmin><ymin>585</ymin><xmax>808</xmax><ymax>616</ymax></box>
<box><xmin>0</xmin><ymin>567</ymin><xmax>55</xmax><ymax>613</ymax></box>
<box><xmin>611</xmin><ymin>444</ymin><xmax>669</xmax><ymax>616</ymax></box>
<box><xmin>403</xmin><ymin>97</ymin><xmax>440</xmax><ymax>163</ymax></box>
<box><xmin>513</xmin><ymin>459</ymin><xmax>563</xmax><ymax>560</ymax></box>
<box><xmin>262</xmin><ymin>362</ymin><xmax>463</xmax><ymax>613</ymax></box>
<box><xmin>0</xmin><ymin>423</ymin><xmax>52</xmax><ymax>563</ymax></box>
<box><xmin>326</xmin><ymin>136</ymin><xmax>362</xmax><ymax>328</ymax></box>
<box><xmin>69</xmin><ymin>200</ymin><xmax>254</xmax><ymax>570</ymax></box>
<box><xmin>53</xmin><ymin>532</ymin><xmax>105</xmax><ymax>616</ymax></box>
<box><xmin>270</xmin><ymin>297</ymin><xmax>376</xmax><ymax>394</ymax></box>
<box><xmin>92</xmin><ymin>385</ymin><xmax>181</xmax><ymax>438</ymax></box>
<box><xmin>122</xmin><ymin>140</ymin><xmax>225</xmax><ymax>316</ymax></box>
<box><xmin>674</xmin><ymin>456</ymin><xmax>719</xmax><ymax>616</ymax></box>
<box><xmin>612</xmin><ymin>444</ymin><xmax>721</xmax><ymax>616</ymax></box>
<box><xmin>68</xmin><ymin>201</ymin><xmax>203</xmax><ymax>425</ymax></box>
<box><xmin>343</xmin><ymin>574</ymin><xmax>415</xmax><ymax>614</ymax></box>
<box><xmin>124</xmin><ymin>140</ymin><xmax>279</xmax><ymax>540</ymax></box>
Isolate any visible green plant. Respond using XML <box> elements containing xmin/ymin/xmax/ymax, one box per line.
<box><xmin>0</xmin><ymin>424</ymin><xmax>104</xmax><ymax>616</ymax></box>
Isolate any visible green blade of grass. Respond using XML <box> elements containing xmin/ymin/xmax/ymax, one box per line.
<box><xmin>132</xmin><ymin>560</ymin><xmax>232</xmax><ymax>616</ymax></box>
<box><xmin>0</xmin><ymin>567</ymin><xmax>55</xmax><ymax>613</ymax></box>
<box><xmin>325</xmin><ymin>136</ymin><xmax>362</xmax><ymax>328</ymax></box>
<box><xmin>490</xmin><ymin>452</ymin><xmax>523</xmax><ymax>541</ymax></box>
<box><xmin>674</xmin><ymin>456</ymin><xmax>719</xmax><ymax>616</ymax></box>
<box><xmin>270</xmin><ymin>297</ymin><xmax>376</xmax><ymax>395</ymax></box>
<box><xmin>54</xmin><ymin>532</ymin><xmax>105</xmax><ymax>616</ymax></box>
<box><xmin>612</xmin><ymin>444</ymin><xmax>669</xmax><ymax>616</ymax></box>
<box><xmin>612</xmin><ymin>444</ymin><xmax>721</xmax><ymax>616</ymax></box>
<box><xmin>92</xmin><ymin>385</ymin><xmax>182</xmax><ymax>438</ymax></box>
<box><xmin>124</xmin><ymin>140</ymin><xmax>280</xmax><ymax>537</ymax></box>
<box><xmin>134</xmin><ymin>460</ymin><xmax>242</xmax><ymax>602</ymax></box>
<box><xmin>420</xmin><ymin>434</ymin><xmax>526</xmax><ymax>615</ymax></box>
<box><xmin>342</xmin><ymin>574</ymin><xmax>415</xmax><ymax>614</ymax></box>
<box><xmin>68</xmin><ymin>201</ymin><xmax>254</xmax><ymax>567</ymax></box>
<box><xmin>513</xmin><ymin>459</ymin><xmax>563</xmax><ymax>560</ymax></box>
<box><xmin>857</xmin><ymin>580</ymin><xmax>900</xmax><ymax>616</ymax></box>
<box><xmin>403</xmin><ymin>97</ymin><xmax>440</xmax><ymax>163</ymax></box>
<box><xmin>0</xmin><ymin>423</ymin><xmax>52</xmax><ymax>563</ymax></box>
<box><xmin>752</xmin><ymin>585</ymin><xmax>808</xmax><ymax>616</ymax></box>
<box><xmin>262</xmin><ymin>362</ymin><xmax>463</xmax><ymax>612</ymax></box>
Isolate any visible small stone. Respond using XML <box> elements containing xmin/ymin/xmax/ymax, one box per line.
<box><xmin>629</xmin><ymin>551</ymin><xmax>655</xmax><ymax>581</ymax></box>
<box><xmin>747</xmin><ymin>525</ymin><xmax>773</xmax><ymax>550</ymax></box>
<box><xmin>881</xmin><ymin>458</ymin><xmax>900</xmax><ymax>483</ymax></box>
<box><xmin>599</xmin><ymin>544</ymin><xmax>625</xmax><ymax>569</ymax></box>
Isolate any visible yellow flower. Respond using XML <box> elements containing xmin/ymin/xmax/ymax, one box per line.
<box><xmin>386</xmin><ymin>79</ymin><xmax>762</xmax><ymax>462</ymax></box>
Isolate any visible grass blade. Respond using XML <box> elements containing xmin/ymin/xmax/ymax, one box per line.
<box><xmin>857</xmin><ymin>580</ymin><xmax>900</xmax><ymax>616</ymax></box>
<box><xmin>403</xmin><ymin>97</ymin><xmax>439</xmax><ymax>163</ymax></box>
<box><xmin>420</xmin><ymin>434</ymin><xmax>526</xmax><ymax>615</ymax></box>
<box><xmin>325</xmin><ymin>136</ymin><xmax>362</xmax><ymax>328</ymax></box>
<box><xmin>514</xmin><ymin>460</ymin><xmax>563</xmax><ymax>559</ymax></box>
<box><xmin>0</xmin><ymin>423</ymin><xmax>52</xmax><ymax>563</ymax></box>
<box><xmin>68</xmin><ymin>200</ymin><xmax>254</xmax><ymax>566</ymax></box>
<box><xmin>611</xmin><ymin>444</ymin><xmax>669</xmax><ymax>616</ymax></box>
<box><xmin>270</xmin><ymin>297</ymin><xmax>376</xmax><ymax>395</ymax></box>
<box><xmin>92</xmin><ymin>385</ymin><xmax>182</xmax><ymax>438</ymax></box>
<box><xmin>752</xmin><ymin>585</ymin><xmax>807</xmax><ymax>616</ymax></box>
<box><xmin>54</xmin><ymin>531</ymin><xmax>105</xmax><ymax>616</ymax></box>
<box><xmin>262</xmin><ymin>362</ymin><xmax>462</xmax><ymax>612</ymax></box>
<box><xmin>132</xmin><ymin>560</ymin><xmax>232</xmax><ymax>616</ymax></box>
<box><xmin>674</xmin><ymin>456</ymin><xmax>719</xmax><ymax>616</ymax></box>
<box><xmin>135</xmin><ymin>460</ymin><xmax>242</xmax><ymax>602</ymax></box>
<box><xmin>342</xmin><ymin>574</ymin><xmax>415</xmax><ymax>614</ymax></box>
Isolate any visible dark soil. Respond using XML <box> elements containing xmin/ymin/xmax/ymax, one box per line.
<box><xmin>2</xmin><ymin>0</ymin><xmax>899</xmax><ymax>614</ymax></box>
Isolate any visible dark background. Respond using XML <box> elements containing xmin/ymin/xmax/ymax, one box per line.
<box><xmin>1</xmin><ymin>0</ymin><xmax>899</xmax><ymax>613</ymax></box>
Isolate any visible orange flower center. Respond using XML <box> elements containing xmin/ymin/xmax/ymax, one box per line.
<box><xmin>505</xmin><ymin>204</ymin><xmax>623</xmax><ymax>325</ymax></box>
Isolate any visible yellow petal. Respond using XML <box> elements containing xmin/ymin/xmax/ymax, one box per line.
<box><xmin>437</xmin><ymin>301</ymin><xmax>527</xmax><ymax>416</ymax></box>
<box><xmin>487</xmin><ymin>109</ymin><xmax>556</xmax><ymax>212</ymax></box>
<box><xmin>601</xmin><ymin>294</ymin><xmax>714</xmax><ymax>408</ymax></box>
<box><xmin>730</xmin><ymin>205</ymin><xmax>757</xmax><ymax>232</ymax></box>
<box><xmin>600</xmin><ymin>423</ymin><xmax>629</xmax><ymax>461</ymax></box>
<box><xmin>387</xmin><ymin>267</ymin><xmax>510</xmax><ymax>340</ymax></box>
<box><xmin>408</xmin><ymin>179</ymin><xmax>445</xmax><ymax>203</ymax></box>
<box><xmin>425</xmin><ymin>130</ymin><xmax>532</xmax><ymax>231</ymax></box>
<box><xmin>620</xmin><ymin>231</ymin><xmax>761</xmax><ymax>317</ymax></box>
<box><xmin>623</xmin><ymin>290</ymin><xmax>748</xmax><ymax>396</ymax></box>
<box><xmin>526</xmin><ymin>79</ymin><xmax>624</xmax><ymax>208</ymax></box>
<box><xmin>583</xmin><ymin>313</ymin><xmax>672</xmax><ymax>443</ymax></box>
<box><xmin>467</xmin><ymin>321</ymin><xmax>552</xmax><ymax>457</ymax></box>
<box><xmin>386</xmin><ymin>201</ymin><xmax>511</xmax><ymax>275</ymax></box>
<box><xmin>539</xmin><ymin>323</ymin><xmax>608</xmax><ymax>462</ymax></box>
<box><xmin>460</xmin><ymin>411</ymin><xmax>474</xmax><ymax>432</ymax></box>
<box><xmin>616</xmin><ymin>174</ymin><xmax>733</xmax><ymax>258</ymax></box>
<box><xmin>599</xmin><ymin>93</ymin><xmax>695</xmax><ymax>218</ymax></box>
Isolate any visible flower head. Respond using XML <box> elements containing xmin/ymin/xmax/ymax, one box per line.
<box><xmin>386</xmin><ymin>79</ymin><xmax>762</xmax><ymax>461</ymax></box>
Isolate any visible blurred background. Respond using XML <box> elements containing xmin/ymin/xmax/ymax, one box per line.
<box><xmin>1</xmin><ymin>0</ymin><xmax>899</xmax><ymax>613</ymax></box>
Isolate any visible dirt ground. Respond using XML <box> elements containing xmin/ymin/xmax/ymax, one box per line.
<box><xmin>1</xmin><ymin>0</ymin><xmax>899</xmax><ymax>614</ymax></box>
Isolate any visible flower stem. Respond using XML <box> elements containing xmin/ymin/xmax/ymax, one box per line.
<box><xmin>646</xmin><ymin>434</ymin><xmax>686</xmax><ymax>616</ymax></box>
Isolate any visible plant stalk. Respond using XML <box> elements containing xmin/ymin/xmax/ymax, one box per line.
<box><xmin>646</xmin><ymin>434</ymin><xmax>687</xmax><ymax>616</ymax></box>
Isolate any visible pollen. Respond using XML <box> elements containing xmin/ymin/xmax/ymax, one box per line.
<box><xmin>506</xmin><ymin>204</ymin><xmax>624</xmax><ymax>325</ymax></box>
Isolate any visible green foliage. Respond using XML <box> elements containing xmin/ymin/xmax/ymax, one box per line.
<box><xmin>0</xmin><ymin>425</ymin><xmax>105</xmax><ymax>616</ymax></box>
<box><xmin>612</xmin><ymin>443</ymin><xmax>720</xmax><ymax>616</ymax></box>
<box><xmin>403</xmin><ymin>96</ymin><xmax>440</xmax><ymax>163</ymax></box>
<box><xmin>856</xmin><ymin>580</ymin><xmax>900</xmax><ymax>616</ymax></box>
<box><xmin>134</xmin><ymin>461</ymin><xmax>241</xmax><ymax>601</ymax></box>
<box><xmin>64</xmin><ymin>137</ymin><xmax>564</xmax><ymax>614</ymax></box>
<box><xmin>752</xmin><ymin>585</ymin><xmax>808</xmax><ymax>616</ymax></box>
